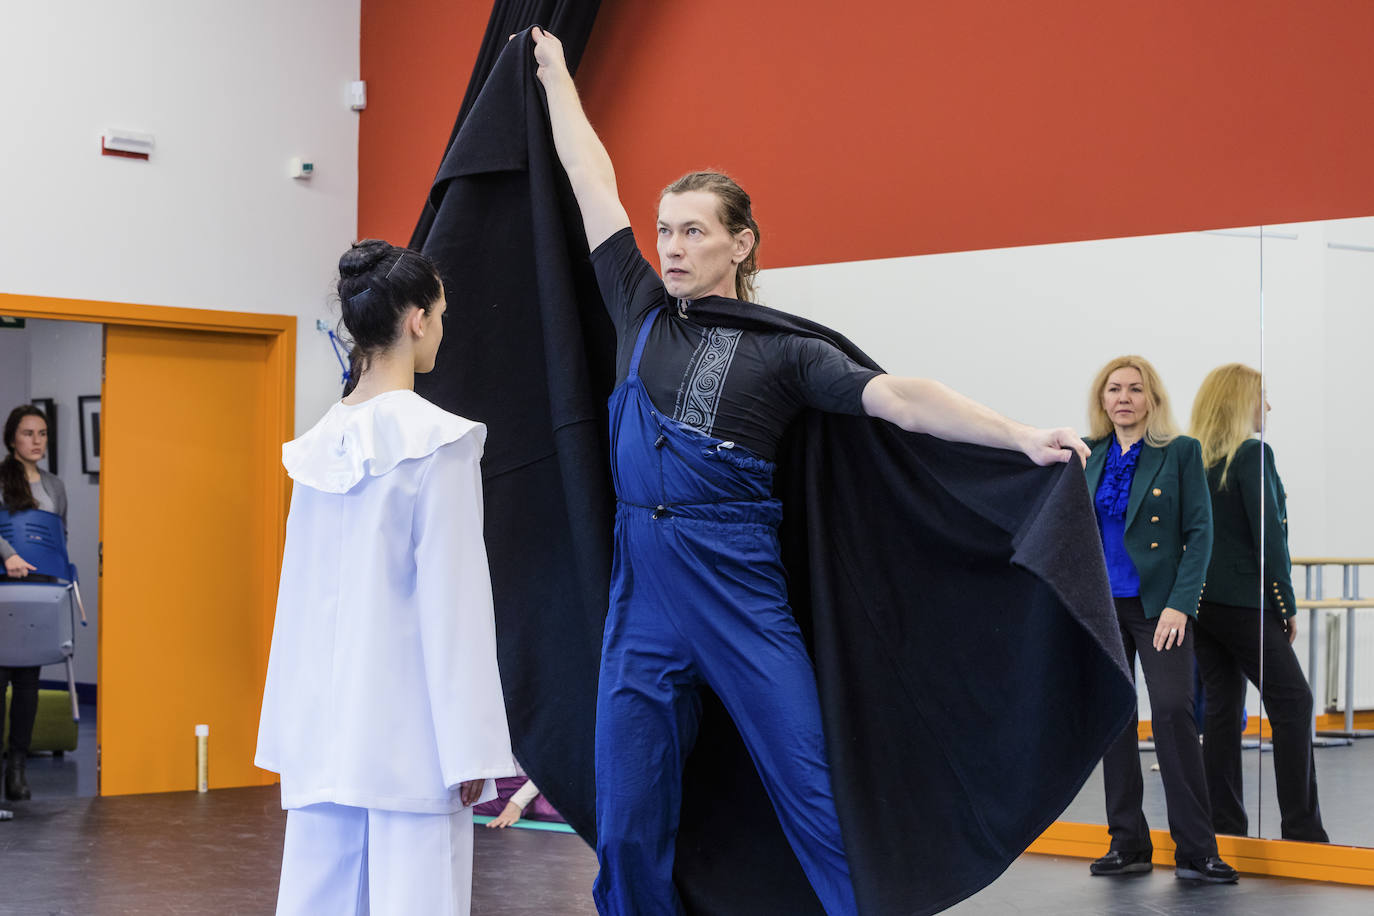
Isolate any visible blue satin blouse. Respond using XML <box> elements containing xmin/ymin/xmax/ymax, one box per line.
<box><xmin>1095</xmin><ymin>437</ymin><xmax>1143</xmax><ymax>598</ymax></box>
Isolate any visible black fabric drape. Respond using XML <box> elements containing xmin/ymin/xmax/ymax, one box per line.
<box><xmin>408</xmin><ymin>1</ymin><xmax>601</xmax><ymax>251</ymax></box>
<box><xmin>416</xmin><ymin>31</ymin><xmax>1136</xmax><ymax>915</ymax></box>
<box><xmin>413</xmin><ymin>29</ymin><xmax>613</xmax><ymax>844</ymax></box>
<box><xmin>679</xmin><ymin>299</ymin><xmax>1137</xmax><ymax>914</ymax></box>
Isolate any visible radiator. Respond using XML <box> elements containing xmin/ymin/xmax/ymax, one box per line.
<box><xmin>1322</xmin><ymin>608</ymin><xmax>1374</xmax><ymax>712</ymax></box>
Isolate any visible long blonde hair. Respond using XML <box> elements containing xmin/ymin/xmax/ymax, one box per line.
<box><xmin>1087</xmin><ymin>355</ymin><xmax>1179</xmax><ymax>447</ymax></box>
<box><xmin>1189</xmin><ymin>363</ymin><xmax>1262</xmax><ymax>487</ymax></box>
<box><xmin>660</xmin><ymin>171</ymin><xmax>760</xmax><ymax>302</ymax></box>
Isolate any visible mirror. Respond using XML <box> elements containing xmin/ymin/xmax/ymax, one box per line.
<box><xmin>757</xmin><ymin>224</ymin><xmax>1266</xmax><ymax>840</ymax></box>
<box><xmin>1259</xmin><ymin>216</ymin><xmax>1374</xmax><ymax>846</ymax></box>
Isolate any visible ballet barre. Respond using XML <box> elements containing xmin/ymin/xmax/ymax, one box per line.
<box><xmin>1294</xmin><ymin>558</ymin><xmax>1374</xmax><ymax>745</ymax></box>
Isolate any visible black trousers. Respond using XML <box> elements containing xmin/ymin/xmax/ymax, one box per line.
<box><xmin>1102</xmin><ymin>597</ymin><xmax>1217</xmax><ymax>862</ymax></box>
<box><xmin>1</xmin><ymin>665</ymin><xmax>41</xmax><ymax>760</ymax></box>
<box><xmin>1194</xmin><ymin>600</ymin><xmax>1328</xmax><ymax>842</ymax></box>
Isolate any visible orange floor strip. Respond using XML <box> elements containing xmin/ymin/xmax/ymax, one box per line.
<box><xmin>1136</xmin><ymin>710</ymin><xmax>1372</xmax><ymax>741</ymax></box>
<box><xmin>1029</xmin><ymin>822</ymin><xmax>1374</xmax><ymax>886</ymax></box>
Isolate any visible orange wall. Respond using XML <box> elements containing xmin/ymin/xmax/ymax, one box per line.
<box><xmin>359</xmin><ymin>1</ymin><xmax>1374</xmax><ymax>266</ymax></box>
<box><xmin>358</xmin><ymin>0</ymin><xmax>492</xmax><ymax>248</ymax></box>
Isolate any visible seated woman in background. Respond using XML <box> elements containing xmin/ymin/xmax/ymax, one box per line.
<box><xmin>0</xmin><ymin>404</ymin><xmax>68</xmax><ymax>802</ymax></box>
<box><xmin>1189</xmin><ymin>364</ymin><xmax>1328</xmax><ymax>843</ymax></box>
<box><xmin>1083</xmin><ymin>356</ymin><xmax>1237</xmax><ymax>884</ymax></box>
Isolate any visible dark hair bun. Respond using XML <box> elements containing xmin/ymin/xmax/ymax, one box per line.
<box><xmin>339</xmin><ymin>239</ymin><xmax>392</xmax><ymax>279</ymax></box>
<box><xmin>334</xmin><ymin>239</ymin><xmax>443</xmax><ymax>394</ymax></box>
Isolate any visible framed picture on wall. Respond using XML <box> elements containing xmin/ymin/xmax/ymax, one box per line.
<box><xmin>78</xmin><ymin>395</ymin><xmax>101</xmax><ymax>476</ymax></box>
<box><xmin>30</xmin><ymin>397</ymin><xmax>58</xmax><ymax>475</ymax></box>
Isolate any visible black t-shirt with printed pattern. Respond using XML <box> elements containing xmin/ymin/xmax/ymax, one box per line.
<box><xmin>589</xmin><ymin>228</ymin><xmax>881</xmax><ymax>462</ymax></box>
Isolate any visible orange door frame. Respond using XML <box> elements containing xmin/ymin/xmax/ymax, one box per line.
<box><xmin>0</xmin><ymin>291</ymin><xmax>294</xmax><ymax>793</ymax></box>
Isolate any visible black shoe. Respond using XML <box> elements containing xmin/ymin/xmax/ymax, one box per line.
<box><xmin>1090</xmin><ymin>849</ymin><xmax>1153</xmax><ymax>876</ymax></box>
<box><xmin>3</xmin><ymin>762</ymin><xmax>30</xmax><ymax>801</ymax></box>
<box><xmin>1176</xmin><ymin>856</ymin><xmax>1239</xmax><ymax>883</ymax></box>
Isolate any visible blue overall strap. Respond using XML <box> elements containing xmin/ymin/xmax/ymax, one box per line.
<box><xmin>627</xmin><ymin>307</ymin><xmax>662</xmax><ymax>380</ymax></box>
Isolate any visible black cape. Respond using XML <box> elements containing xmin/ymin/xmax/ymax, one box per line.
<box><xmin>416</xmin><ymin>30</ymin><xmax>1136</xmax><ymax>916</ymax></box>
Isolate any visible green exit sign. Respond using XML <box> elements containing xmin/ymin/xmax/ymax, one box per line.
<box><xmin>0</xmin><ymin>316</ymin><xmax>26</xmax><ymax>330</ymax></box>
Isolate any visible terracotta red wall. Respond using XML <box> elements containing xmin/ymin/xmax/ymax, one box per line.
<box><xmin>360</xmin><ymin>1</ymin><xmax>1374</xmax><ymax>266</ymax></box>
<box><xmin>358</xmin><ymin>0</ymin><xmax>491</xmax><ymax>247</ymax></box>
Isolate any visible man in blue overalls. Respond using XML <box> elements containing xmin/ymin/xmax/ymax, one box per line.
<box><xmin>531</xmin><ymin>28</ymin><xmax>1091</xmax><ymax>915</ymax></box>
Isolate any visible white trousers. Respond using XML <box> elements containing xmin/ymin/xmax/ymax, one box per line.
<box><xmin>275</xmin><ymin>803</ymin><xmax>474</xmax><ymax>916</ymax></box>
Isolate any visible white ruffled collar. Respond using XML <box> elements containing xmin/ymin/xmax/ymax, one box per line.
<box><xmin>283</xmin><ymin>390</ymin><xmax>484</xmax><ymax>493</ymax></box>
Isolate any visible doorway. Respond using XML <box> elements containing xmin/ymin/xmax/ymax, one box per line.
<box><xmin>1</xmin><ymin>317</ymin><xmax>102</xmax><ymax>797</ymax></box>
<box><xmin>1</xmin><ymin>292</ymin><xmax>293</xmax><ymax>797</ymax></box>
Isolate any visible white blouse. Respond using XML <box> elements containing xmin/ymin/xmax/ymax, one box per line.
<box><xmin>256</xmin><ymin>390</ymin><xmax>515</xmax><ymax>814</ymax></box>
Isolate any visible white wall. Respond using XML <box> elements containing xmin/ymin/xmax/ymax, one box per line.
<box><xmin>0</xmin><ymin>328</ymin><xmax>31</xmax><ymax>404</ymax></box>
<box><xmin>0</xmin><ymin>1</ymin><xmax>362</xmax><ymax>433</ymax></box>
<box><xmin>2</xmin><ymin>1</ymin><xmax>363</xmax><ymax>700</ymax></box>
<box><xmin>1262</xmin><ymin>217</ymin><xmax>1374</xmax><ymax>560</ymax></box>
<box><xmin>758</xmin><ymin>229</ymin><xmax>1262</xmax><ymax>433</ymax></box>
<box><xmin>1263</xmin><ymin>216</ymin><xmax>1374</xmax><ymax>708</ymax></box>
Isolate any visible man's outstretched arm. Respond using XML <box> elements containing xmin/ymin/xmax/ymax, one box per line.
<box><xmin>530</xmin><ymin>27</ymin><xmax>630</xmax><ymax>251</ymax></box>
<box><xmin>862</xmin><ymin>375</ymin><xmax>1089</xmax><ymax>467</ymax></box>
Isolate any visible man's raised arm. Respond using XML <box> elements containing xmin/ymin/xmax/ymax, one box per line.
<box><xmin>530</xmin><ymin>27</ymin><xmax>631</xmax><ymax>251</ymax></box>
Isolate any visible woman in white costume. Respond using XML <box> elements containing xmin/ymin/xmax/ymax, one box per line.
<box><xmin>257</xmin><ymin>239</ymin><xmax>515</xmax><ymax>916</ymax></box>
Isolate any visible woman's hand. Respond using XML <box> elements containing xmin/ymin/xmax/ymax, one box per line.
<box><xmin>1153</xmin><ymin>607</ymin><xmax>1189</xmax><ymax>651</ymax></box>
<box><xmin>4</xmin><ymin>554</ymin><xmax>36</xmax><ymax>578</ymax></box>
<box><xmin>1283</xmin><ymin>614</ymin><xmax>1298</xmax><ymax>645</ymax></box>
<box><xmin>484</xmin><ymin>800</ymin><xmax>524</xmax><ymax>828</ymax></box>
<box><xmin>459</xmin><ymin>779</ymin><xmax>486</xmax><ymax>807</ymax></box>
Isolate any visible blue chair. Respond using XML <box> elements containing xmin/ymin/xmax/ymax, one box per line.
<box><xmin>0</xmin><ymin>509</ymin><xmax>84</xmax><ymax>721</ymax></box>
<box><xmin>0</xmin><ymin>509</ymin><xmax>76</xmax><ymax>581</ymax></box>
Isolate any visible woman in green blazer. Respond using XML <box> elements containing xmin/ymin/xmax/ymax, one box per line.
<box><xmin>1190</xmin><ymin>364</ymin><xmax>1327</xmax><ymax>843</ymax></box>
<box><xmin>1084</xmin><ymin>356</ymin><xmax>1235</xmax><ymax>883</ymax></box>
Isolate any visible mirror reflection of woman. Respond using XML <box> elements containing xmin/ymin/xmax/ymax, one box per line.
<box><xmin>1190</xmin><ymin>364</ymin><xmax>1328</xmax><ymax>843</ymax></box>
<box><xmin>1083</xmin><ymin>356</ymin><xmax>1237</xmax><ymax>883</ymax></box>
<box><xmin>1</xmin><ymin>405</ymin><xmax>68</xmax><ymax>803</ymax></box>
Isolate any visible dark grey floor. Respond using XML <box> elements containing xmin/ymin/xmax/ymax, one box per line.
<box><xmin>18</xmin><ymin>701</ymin><xmax>98</xmax><ymax>800</ymax></box>
<box><xmin>1058</xmin><ymin>737</ymin><xmax>1374</xmax><ymax>847</ymax></box>
<box><xmin>0</xmin><ymin>785</ymin><xmax>600</xmax><ymax>915</ymax></box>
<box><xmin>22</xmin><ymin>700</ymin><xmax>1374</xmax><ymax>844</ymax></box>
<box><xmin>945</xmin><ymin>854</ymin><xmax>1374</xmax><ymax>915</ymax></box>
<box><xmin>1259</xmin><ymin>736</ymin><xmax>1374</xmax><ymax>844</ymax></box>
<box><xmin>2</xmin><ymin>785</ymin><xmax>1372</xmax><ymax>915</ymax></box>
